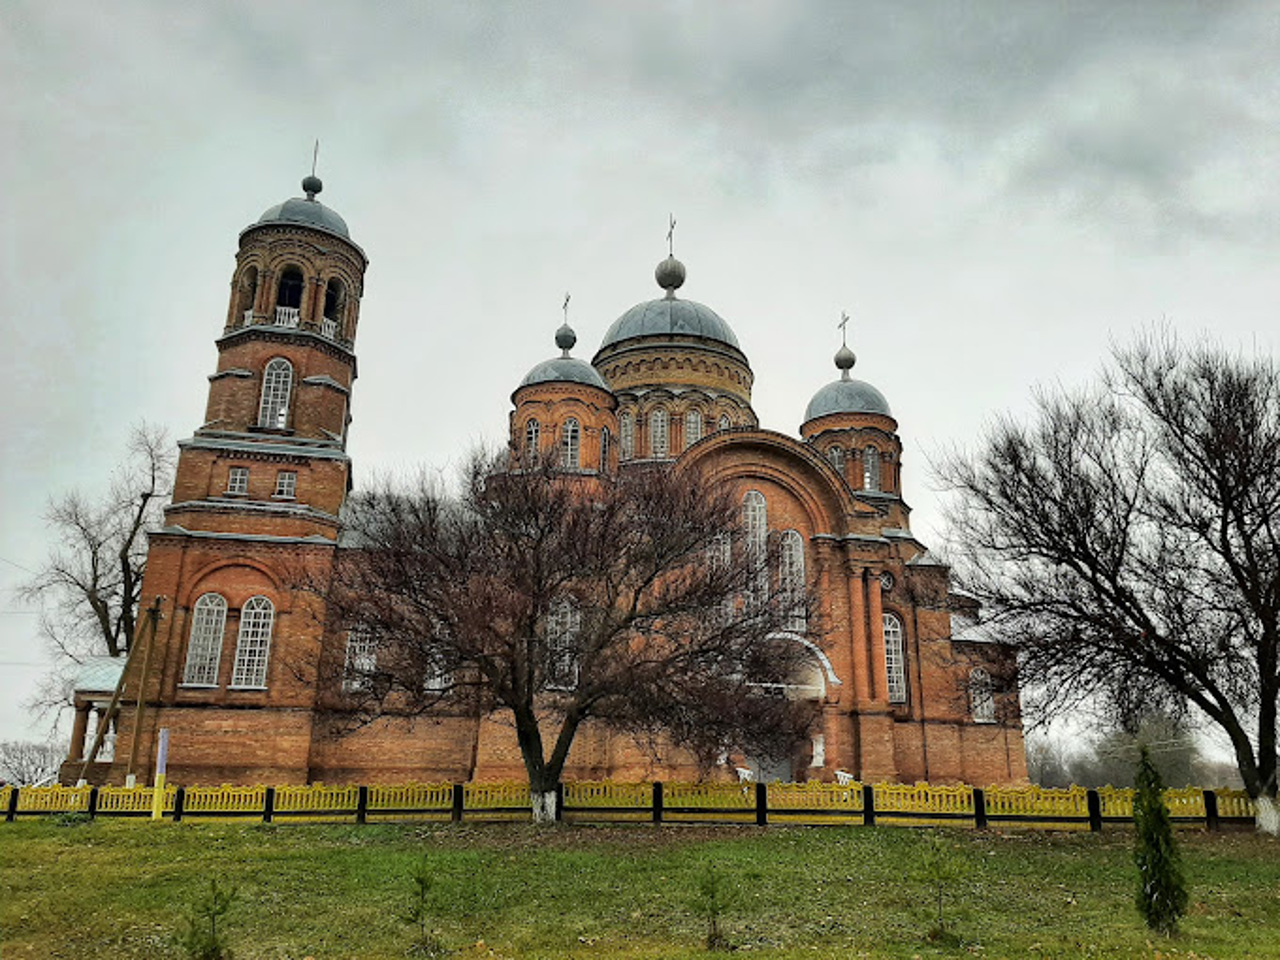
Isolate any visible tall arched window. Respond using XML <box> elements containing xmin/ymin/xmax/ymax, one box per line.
<box><xmin>650</xmin><ymin>409</ymin><xmax>669</xmax><ymax>457</ymax></box>
<box><xmin>322</xmin><ymin>278</ymin><xmax>345</xmax><ymax>338</ymax></box>
<box><xmin>275</xmin><ymin>266</ymin><xmax>304</xmax><ymax>326</ymax></box>
<box><xmin>546</xmin><ymin>599</ymin><xmax>581</xmax><ymax>690</ymax></box>
<box><xmin>684</xmin><ymin>410</ymin><xmax>703</xmax><ymax>449</ymax></box>
<box><xmin>718</xmin><ymin>414</ymin><xmax>731</xmax><ymax>432</ymax></box>
<box><xmin>237</xmin><ymin>267</ymin><xmax>258</xmax><ymax>326</ymax></box>
<box><xmin>827</xmin><ymin>446</ymin><xmax>845</xmax><ymax>474</ymax></box>
<box><xmin>561</xmin><ymin>418</ymin><xmax>580</xmax><ymax>469</ymax></box>
<box><xmin>258</xmin><ymin>358</ymin><xmax>293</xmax><ymax>429</ymax></box>
<box><xmin>743</xmin><ymin>490</ymin><xmax>768</xmax><ymax>608</ymax></box>
<box><xmin>863</xmin><ymin>446</ymin><xmax>881</xmax><ymax>491</ymax></box>
<box><xmin>619</xmin><ymin>413</ymin><xmax>634</xmax><ymax>460</ymax></box>
<box><xmin>970</xmin><ymin>668</ymin><xmax>996</xmax><ymax>723</ymax></box>
<box><xmin>231</xmin><ymin>596</ymin><xmax>274</xmax><ymax>688</ymax></box>
<box><xmin>883</xmin><ymin>613</ymin><xmax>907</xmax><ymax>703</ymax></box>
<box><xmin>779</xmin><ymin>530</ymin><xmax>806</xmax><ymax>631</ymax></box>
<box><xmin>182</xmin><ymin>593</ymin><xmax>227</xmax><ymax>686</ymax></box>
<box><xmin>524</xmin><ymin>418</ymin><xmax>540</xmax><ymax>465</ymax></box>
<box><xmin>600</xmin><ymin>427</ymin><xmax>611</xmax><ymax>472</ymax></box>
<box><xmin>342</xmin><ymin>627</ymin><xmax>376</xmax><ymax>693</ymax></box>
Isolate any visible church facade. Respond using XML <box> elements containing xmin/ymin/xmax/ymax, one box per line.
<box><xmin>68</xmin><ymin>178</ymin><xmax>1027</xmax><ymax>788</ymax></box>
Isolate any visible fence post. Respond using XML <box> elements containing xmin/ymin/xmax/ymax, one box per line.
<box><xmin>755</xmin><ymin>782</ymin><xmax>768</xmax><ymax>826</ymax></box>
<box><xmin>6</xmin><ymin>787</ymin><xmax>19</xmax><ymax>823</ymax></box>
<box><xmin>1086</xmin><ymin>789</ymin><xmax>1102</xmax><ymax>832</ymax></box>
<box><xmin>1203</xmin><ymin>789</ymin><xmax>1220</xmax><ymax>832</ymax></box>
<box><xmin>973</xmin><ymin>787</ymin><xmax>987</xmax><ymax>830</ymax></box>
<box><xmin>87</xmin><ymin>786</ymin><xmax>99</xmax><ymax>819</ymax></box>
<box><xmin>555</xmin><ymin>783</ymin><xmax>564</xmax><ymax>823</ymax></box>
<box><xmin>451</xmin><ymin>783</ymin><xmax>464</xmax><ymax>823</ymax></box>
<box><xmin>652</xmin><ymin>781</ymin><xmax>664</xmax><ymax>824</ymax></box>
<box><xmin>173</xmin><ymin>787</ymin><xmax>185</xmax><ymax>823</ymax></box>
<box><xmin>356</xmin><ymin>785</ymin><xmax>368</xmax><ymax>825</ymax></box>
<box><xmin>862</xmin><ymin>784</ymin><xmax>876</xmax><ymax>827</ymax></box>
<box><xmin>263</xmin><ymin>786</ymin><xmax>275</xmax><ymax>824</ymax></box>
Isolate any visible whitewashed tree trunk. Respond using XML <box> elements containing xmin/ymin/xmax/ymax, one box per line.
<box><xmin>1257</xmin><ymin>796</ymin><xmax>1279</xmax><ymax>835</ymax></box>
<box><xmin>531</xmin><ymin>789</ymin><xmax>558</xmax><ymax>824</ymax></box>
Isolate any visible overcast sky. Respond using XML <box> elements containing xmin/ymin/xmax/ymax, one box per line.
<box><xmin>2</xmin><ymin>1</ymin><xmax>1277</xmax><ymax>747</ymax></box>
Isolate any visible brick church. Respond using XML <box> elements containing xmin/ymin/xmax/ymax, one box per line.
<box><xmin>65</xmin><ymin>177</ymin><xmax>1027</xmax><ymax>787</ymax></box>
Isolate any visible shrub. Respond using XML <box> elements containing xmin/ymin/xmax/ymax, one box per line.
<box><xmin>1133</xmin><ymin>746</ymin><xmax>1188</xmax><ymax>934</ymax></box>
<box><xmin>176</xmin><ymin>878</ymin><xmax>237</xmax><ymax>960</ymax></box>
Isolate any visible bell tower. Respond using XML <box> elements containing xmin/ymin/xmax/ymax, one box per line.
<box><xmin>104</xmin><ymin>175</ymin><xmax>370</xmax><ymax>786</ymax></box>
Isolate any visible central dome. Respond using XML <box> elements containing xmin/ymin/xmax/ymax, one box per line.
<box><xmin>252</xmin><ymin>176</ymin><xmax>351</xmax><ymax>240</ymax></box>
<box><xmin>599</xmin><ymin>297</ymin><xmax>740</xmax><ymax>350</ymax></box>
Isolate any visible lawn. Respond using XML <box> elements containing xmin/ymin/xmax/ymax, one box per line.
<box><xmin>1</xmin><ymin>819</ymin><xmax>1276</xmax><ymax>958</ymax></box>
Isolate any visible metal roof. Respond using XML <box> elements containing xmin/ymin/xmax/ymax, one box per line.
<box><xmin>599</xmin><ymin>297</ymin><xmax>741</xmax><ymax>351</ymax></box>
<box><xmin>519</xmin><ymin>356</ymin><xmax>610</xmax><ymax>390</ymax></box>
<box><xmin>804</xmin><ymin>377</ymin><xmax>893</xmax><ymax>421</ymax></box>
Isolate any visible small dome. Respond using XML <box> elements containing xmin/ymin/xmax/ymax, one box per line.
<box><xmin>255</xmin><ymin>177</ymin><xmax>351</xmax><ymax>239</ymax></box>
<box><xmin>598</xmin><ymin>256</ymin><xmax>741</xmax><ymax>351</ymax></box>
<box><xmin>804</xmin><ymin>378</ymin><xmax>893</xmax><ymax>421</ymax></box>
<box><xmin>520</xmin><ymin>356</ymin><xmax>610</xmax><ymax>390</ymax></box>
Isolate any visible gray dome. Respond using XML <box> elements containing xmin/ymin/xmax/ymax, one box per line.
<box><xmin>600</xmin><ymin>298</ymin><xmax>740</xmax><ymax>350</ymax></box>
<box><xmin>257</xmin><ymin>197</ymin><xmax>351</xmax><ymax>238</ymax></box>
<box><xmin>804</xmin><ymin>378</ymin><xmax>893</xmax><ymax>421</ymax></box>
<box><xmin>520</xmin><ymin>356</ymin><xmax>610</xmax><ymax>390</ymax></box>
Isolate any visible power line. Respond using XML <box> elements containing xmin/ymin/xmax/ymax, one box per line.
<box><xmin>0</xmin><ymin>555</ymin><xmax>37</xmax><ymax>575</ymax></box>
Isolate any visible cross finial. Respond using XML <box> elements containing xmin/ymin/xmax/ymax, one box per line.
<box><xmin>312</xmin><ymin>139</ymin><xmax>320</xmax><ymax>178</ymax></box>
<box><xmin>667</xmin><ymin>213</ymin><xmax>677</xmax><ymax>256</ymax></box>
<box><xmin>838</xmin><ymin>310</ymin><xmax>850</xmax><ymax>347</ymax></box>
<box><xmin>562</xmin><ymin>291</ymin><xmax>571</xmax><ymax>323</ymax></box>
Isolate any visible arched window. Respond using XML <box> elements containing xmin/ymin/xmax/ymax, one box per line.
<box><xmin>275</xmin><ymin>266</ymin><xmax>304</xmax><ymax>326</ymax></box>
<box><xmin>863</xmin><ymin>446</ymin><xmax>881</xmax><ymax>491</ymax></box>
<box><xmin>561</xmin><ymin>418</ymin><xmax>580</xmax><ymax>469</ymax></box>
<box><xmin>685</xmin><ymin>410</ymin><xmax>703</xmax><ymax>449</ymax></box>
<box><xmin>322</xmin><ymin>278</ymin><xmax>344</xmax><ymax>338</ymax></box>
<box><xmin>182</xmin><ymin>593</ymin><xmax>227</xmax><ymax>686</ymax></box>
<box><xmin>827</xmin><ymin>446</ymin><xmax>845</xmax><ymax>474</ymax></box>
<box><xmin>342</xmin><ymin>627</ymin><xmax>376</xmax><ymax>693</ymax></box>
<box><xmin>524</xmin><ymin>418</ymin><xmax>540</xmax><ymax>465</ymax></box>
<box><xmin>237</xmin><ymin>267</ymin><xmax>258</xmax><ymax>326</ymax></box>
<box><xmin>743</xmin><ymin>490</ymin><xmax>768</xmax><ymax>608</ymax></box>
<box><xmin>718</xmin><ymin>414</ymin><xmax>731</xmax><ymax>432</ymax></box>
<box><xmin>600</xmin><ymin>428</ymin><xmax>611</xmax><ymax>472</ymax></box>
<box><xmin>650</xmin><ymin>409</ymin><xmax>669</xmax><ymax>458</ymax></box>
<box><xmin>546</xmin><ymin>599</ymin><xmax>580</xmax><ymax>690</ymax></box>
<box><xmin>231</xmin><ymin>596</ymin><xmax>274</xmax><ymax>688</ymax></box>
<box><xmin>971</xmin><ymin>668</ymin><xmax>996</xmax><ymax>723</ymax></box>
<box><xmin>779</xmin><ymin>530</ymin><xmax>806</xmax><ymax>631</ymax></box>
<box><xmin>883</xmin><ymin>613</ymin><xmax>907</xmax><ymax>703</ymax></box>
<box><xmin>619</xmin><ymin>413</ymin><xmax>634</xmax><ymax>460</ymax></box>
<box><xmin>258</xmin><ymin>359</ymin><xmax>293</xmax><ymax>429</ymax></box>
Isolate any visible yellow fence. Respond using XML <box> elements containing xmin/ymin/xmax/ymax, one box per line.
<box><xmin>1</xmin><ymin>780</ymin><xmax>1263</xmax><ymax>830</ymax></box>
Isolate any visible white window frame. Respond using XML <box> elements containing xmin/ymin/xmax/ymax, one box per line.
<box><xmin>230</xmin><ymin>595</ymin><xmax>274</xmax><ymax>688</ymax></box>
<box><xmin>546</xmin><ymin>599</ymin><xmax>581</xmax><ymax>690</ymax></box>
<box><xmin>342</xmin><ymin>628</ymin><xmax>377</xmax><ymax>693</ymax></box>
<box><xmin>971</xmin><ymin>667</ymin><xmax>996</xmax><ymax>723</ymax></box>
<box><xmin>649</xmin><ymin>409</ymin><xmax>669</xmax><ymax>458</ymax></box>
<box><xmin>718</xmin><ymin>414</ymin><xmax>731</xmax><ymax>432</ymax></box>
<box><xmin>883</xmin><ymin>612</ymin><xmax>907</xmax><ymax>703</ymax></box>
<box><xmin>743</xmin><ymin>490</ymin><xmax>768</xmax><ymax>609</ymax></box>
<box><xmin>600</xmin><ymin>427</ymin><xmax>611</xmax><ymax>472</ymax></box>
<box><xmin>827</xmin><ymin>446</ymin><xmax>845</xmax><ymax>474</ymax></box>
<box><xmin>561</xmin><ymin>418</ymin><xmax>580</xmax><ymax>469</ymax></box>
<box><xmin>181</xmin><ymin>593</ymin><xmax>227</xmax><ymax>686</ymax></box>
<box><xmin>619</xmin><ymin>413</ymin><xmax>634</xmax><ymax>460</ymax></box>
<box><xmin>863</xmin><ymin>445</ymin><xmax>881</xmax><ymax>491</ymax></box>
<box><xmin>779</xmin><ymin>529</ymin><xmax>806</xmax><ymax>632</ymax></box>
<box><xmin>524</xmin><ymin>418</ymin><xmax>540</xmax><ymax>465</ymax></box>
<box><xmin>684</xmin><ymin>410</ymin><xmax>703</xmax><ymax>449</ymax></box>
<box><xmin>226</xmin><ymin>466</ymin><xmax>249</xmax><ymax>496</ymax></box>
<box><xmin>273</xmin><ymin>470</ymin><xmax>297</xmax><ymax>499</ymax></box>
<box><xmin>258</xmin><ymin>358</ymin><xmax>293</xmax><ymax>430</ymax></box>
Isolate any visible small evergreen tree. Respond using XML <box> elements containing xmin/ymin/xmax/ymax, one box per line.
<box><xmin>1133</xmin><ymin>746</ymin><xmax>1188</xmax><ymax>934</ymax></box>
<box><xmin>177</xmin><ymin>878</ymin><xmax>236</xmax><ymax>960</ymax></box>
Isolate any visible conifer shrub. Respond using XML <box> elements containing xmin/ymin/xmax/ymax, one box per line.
<box><xmin>1133</xmin><ymin>745</ymin><xmax>1188</xmax><ymax>934</ymax></box>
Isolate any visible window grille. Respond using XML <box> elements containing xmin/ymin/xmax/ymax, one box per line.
<box><xmin>883</xmin><ymin>613</ymin><xmax>907</xmax><ymax>703</ymax></box>
<box><xmin>779</xmin><ymin>530</ymin><xmax>806</xmax><ymax>631</ymax></box>
<box><xmin>343</xmin><ymin>628</ymin><xmax>377</xmax><ymax>693</ymax></box>
<box><xmin>971</xmin><ymin>668</ymin><xmax>996</xmax><ymax>723</ymax></box>
<box><xmin>561</xmin><ymin>418</ymin><xmax>580</xmax><ymax>469</ymax></box>
<box><xmin>181</xmin><ymin>593</ymin><xmax>227</xmax><ymax>685</ymax></box>
<box><xmin>231</xmin><ymin>596</ymin><xmax>274</xmax><ymax>688</ymax></box>
<box><xmin>827</xmin><ymin>446</ymin><xmax>845</xmax><ymax>474</ymax></box>
<box><xmin>273</xmin><ymin>471</ymin><xmax>297</xmax><ymax>499</ymax></box>
<box><xmin>524</xmin><ymin>419</ymin><xmax>540</xmax><ymax>465</ymax></box>
<box><xmin>258</xmin><ymin>358</ymin><xmax>293</xmax><ymax>429</ymax></box>
<box><xmin>600</xmin><ymin>428</ymin><xmax>611</xmax><ymax>472</ymax></box>
<box><xmin>546</xmin><ymin>599</ymin><xmax>580</xmax><ymax>690</ymax></box>
<box><xmin>650</xmin><ymin>409</ymin><xmax>669</xmax><ymax>457</ymax></box>
<box><xmin>684</xmin><ymin>410</ymin><xmax>703</xmax><ymax>449</ymax></box>
<box><xmin>226</xmin><ymin>466</ymin><xmax>249</xmax><ymax>495</ymax></box>
<box><xmin>743</xmin><ymin>491</ymin><xmax>768</xmax><ymax>608</ymax></box>
<box><xmin>863</xmin><ymin>445</ymin><xmax>881</xmax><ymax>491</ymax></box>
<box><xmin>619</xmin><ymin>413</ymin><xmax>634</xmax><ymax>460</ymax></box>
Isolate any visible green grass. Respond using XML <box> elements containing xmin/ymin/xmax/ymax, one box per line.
<box><xmin>2</xmin><ymin>820</ymin><xmax>1277</xmax><ymax>958</ymax></box>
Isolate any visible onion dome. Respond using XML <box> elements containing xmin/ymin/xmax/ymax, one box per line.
<box><xmin>598</xmin><ymin>256</ymin><xmax>740</xmax><ymax>351</ymax></box>
<box><xmin>254</xmin><ymin>176</ymin><xmax>351</xmax><ymax>239</ymax></box>
<box><xmin>804</xmin><ymin>343</ymin><xmax>892</xmax><ymax>421</ymax></box>
<box><xmin>520</xmin><ymin>322</ymin><xmax>610</xmax><ymax>390</ymax></box>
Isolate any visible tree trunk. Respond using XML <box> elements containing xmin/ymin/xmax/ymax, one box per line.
<box><xmin>531</xmin><ymin>789</ymin><xmax>558</xmax><ymax>824</ymax></box>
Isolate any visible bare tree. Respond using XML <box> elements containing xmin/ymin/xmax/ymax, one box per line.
<box><xmin>312</xmin><ymin>451</ymin><xmax>815</xmax><ymax>820</ymax></box>
<box><xmin>0</xmin><ymin>740</ymin><xmax>64</xmax><ymax>786</ymax></box>
<box><xmin>939</xmin><ymin>332</ymin><xmax>1279</xmax><ymax>799</ymax></box>
<box><xmin>21</xmin><ymin>424</ymin><xmax>173</xmax><ymax>663</ymax></box>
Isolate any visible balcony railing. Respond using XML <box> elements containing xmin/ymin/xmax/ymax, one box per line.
<box><xmin>243</xmin><ymin>309</ymin><xmax>255</xmax><ymax>326</ymax></box>
<box><xmin>275</xmin><ymin>306</ymin><xmax>301</xmax><ymax>327</ymax></box>
<box><xmin>320</xmin><ymin>317</ymin><xmax>339</xmax><ymax>339</ymax></box>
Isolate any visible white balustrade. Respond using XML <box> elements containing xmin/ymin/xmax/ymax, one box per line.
<box><xmin>275</xmin><ymin>306</ymin><xmax>301</xmax><ymax>327</ymax></box>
